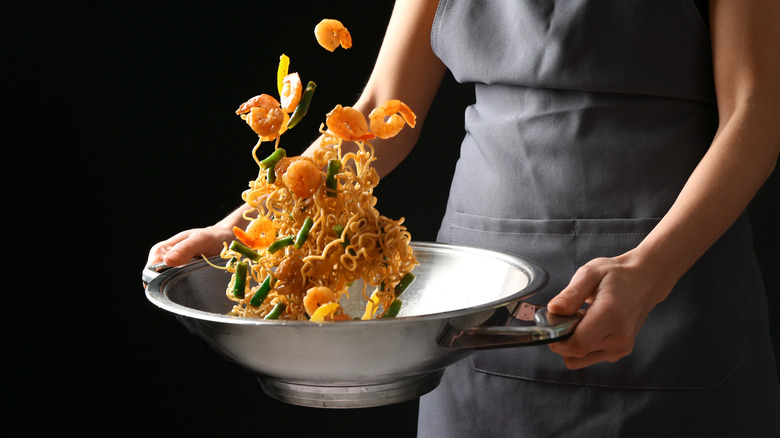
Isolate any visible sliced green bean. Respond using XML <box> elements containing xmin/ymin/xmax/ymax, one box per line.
<box><xmin>229</xmin><ymin>240</ymin><xmax>260</xmax><ymax>262</ymax></box>
<box><xmin>394</xmin><ymin>273</ymin><xmax>416</xmax><ymax>297</ymax></box>
<box><xmin>264</xmin><ymin>302</ymin><xmax>287</xmax><ymax>320</ymax></box>
<box><xmin>260</xmin><ymin>148</ymin><xmax>286</xmax><ymax>169</ymax></box>
<box><xmin>286</xmin><ymin>81</ymin><xmax>316</xmax><ymax>129</ymax></box>
<box><xmin>267</xmin><ymin>235</ymin><xmax>295</xmax><ymax>253</ymax></box>
<box><xmin>249</xmin><ymin>274</ymin><xmax>274</xmax><ymax>307</ymax></box>
<box><xmin>325</xmin><ymin>159</ymin><xmax>341</xmax><ymax>197</ymax></box>
<box><xmin>294</xmin><ymin>217</ymin><xmax>314</xmax><ymax>248</ymax></box>
<box><xmin>334</xmin><ymin>224</ymin><xmax>349</xmax><ymax>246</ymax></box>
<box><xmin>232</xmin><ymin>261</ymin><xmax>248</xmax><ymax>299</ymax></box>
<box><xmin>382</xmin><ymin>299</ymin><xmax>402</xmax><ymax>318</ymax></box>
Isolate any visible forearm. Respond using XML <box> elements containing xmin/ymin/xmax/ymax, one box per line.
<box><xmin>630</xmin><ymin>0</ymin><xmax>780</xmax><ymax>299</ymax></box>
<box><xmin>215</xmin><ymin>203</ymin><xmax>252</xmax><ymax>230</ymax></box>
<box><xmin>304</xmin><ymin>0</ymin><xmax>446</xmax><ymax>178</ymax></box>
<box><xmin>633</xmin><ymin>107</ymin><xmax>779</xmax><ymax>298</ymax></box>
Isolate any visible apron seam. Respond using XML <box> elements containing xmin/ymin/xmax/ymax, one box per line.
<box><xmin>450</xmin><ymin>224</ymin><xmax>650</xmax><ymax>237</ymax></box>
<box><xmin>465</xmin><ymin>356</ymin><xmax>745</xmax><ymax>391</ymax></box>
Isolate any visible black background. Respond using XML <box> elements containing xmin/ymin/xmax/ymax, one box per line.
<box><xmin>7</xmin><ymin>2</ymin><xmax>777</xmax><ymax>436</ymax></box>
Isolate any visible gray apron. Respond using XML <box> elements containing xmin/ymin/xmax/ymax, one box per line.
<box><xmin>420</xmin><ymin>1</ymin><xmax>780</xmax><ymax>436</ymax></box>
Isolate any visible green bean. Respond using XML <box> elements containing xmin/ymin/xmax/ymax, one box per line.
<box><xmin>267</xmin><ymin>236</ymin><xmax>295</xmax><ymax>253</ymax></box>
<box><xmin>229</xmin><ymin>240</ymin><xmax>260</xmax><ymax>262</ymax></box>
<box><xmin>286</xmin><ymin>81</ymin><xmax>316</xmax><ymax>129</ymax></box>
<box><xmin>294</xmin><ymin>217</ymin><xmax>314</xmax><ymax>248</ymax></box>
<box><xmin>334</xmin><ymin>224</ymin><xmax>349</xmax><ymax>246</ymax></box>
<box><xmin>232</xmin><ymin>261</ymin><xmax>248</xmax><ymax>299</ymax></box>
<box><xmin>325</xmin><ymin>159</ymin><xmax>341</xmax><ymax>197</ymax></box>
<box><xmin>382</xmin><ymin>299</ymin><xmax>402</xmax><ymax>318</ymax></box>
<box><xmin>264</xmin><ymin>302</ymin><xmax>287</xmax><ymax>320</ymax></box>
<box><xmin>249</xmin><ymin>274</ymin><xmax>274</xmax><ymax>307</ymax></box>
<box><xmin>260</xmin><ymin>148</ymin><xmax>286</xmax><ymax>169</ymax></box>
<box><xmin>394</xmin><ymin>273</ymin><xmax>416</xmax><ymax>297</ymax></box>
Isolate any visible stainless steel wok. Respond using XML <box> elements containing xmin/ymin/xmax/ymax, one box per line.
<box><xmin>143</xmin><ymin>242</ymin><xmax>581</xmax><ymax>408</ymax></box>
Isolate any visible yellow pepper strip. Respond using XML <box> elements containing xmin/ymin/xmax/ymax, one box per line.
<box><xmin>310</xmin><ymin>302</ymin><xmax>341</xmax><ymax>322</ymax></box>
<box><xmin>277</xmin><ymin>54</ymin><xmax>290</xmax><ymax>96</ymax></box>
<box><xmin>361</xmin><ymin>289</ymin><xmax>381</xmax><ymax>320</ymax></box>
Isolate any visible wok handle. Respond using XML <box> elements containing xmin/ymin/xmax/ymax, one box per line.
<box><xmin>438</xmin><ymin>302</ymin><xmax>583</xmax><ymax>349</ymax></box>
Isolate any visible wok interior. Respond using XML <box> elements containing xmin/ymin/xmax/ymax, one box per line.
<box><xmin>162</xmin><ymin>243</ymin><xmax>534</xmax><ymax>319</ymax></box>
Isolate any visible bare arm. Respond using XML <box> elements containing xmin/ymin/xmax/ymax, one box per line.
<box><xmin>306</xmin><ymin>0</ymin><xmax>446</xmax><ymax>178</ymax></box>
<box><xmin>548</xmin><ymin>0</ymin><xmax>780</xmax><ymax>368</ymax></box>
<box><xmin>147</xmin><ymin>0</ymin><xmax>445</xmax><ymax>267</ymax></box>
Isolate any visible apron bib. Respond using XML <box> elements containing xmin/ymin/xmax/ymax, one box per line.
<box><xmin>421</xmin><ymin>0</ymin><xmax>780</xmax><ymax>436</ymax></box>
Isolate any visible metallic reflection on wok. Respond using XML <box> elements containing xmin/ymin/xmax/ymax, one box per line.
<box><xmin>144</xmin><ymin>242</ymin><xmax>580</xmax><ymax>408</ymax></box>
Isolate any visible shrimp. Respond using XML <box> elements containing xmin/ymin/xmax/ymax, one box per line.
<box><xmin>314</xmin><ymin>19</ymin><xmax>352</xmax><ymax>52</ymax></box>
<box><xmin>282</xmin><ymin>159</ymin><xmax>323</xmax><ymax>198</ymax></box>
<box><xmin>235</xmin><ymin>94</ymin><xmax>285</xmax><ymax>139</ymax></box>
<box><xmin>233</xmin><ymin>217</ymin><xmax>276</xmax><ymax>250</ymax></box>
<box><xmin>304</xmin><ymin>286</ymin><xmax>339</xmax><ymax>318</ymax></box>
<box><xmin>326</xmin><ymin>105</ymin><xmax>376</xmax><ymax>142</ymax></box>
<box><xmin>280</xmin><ymin>72</ymin><xmax>302</xmax><ymax>113</ymax></box>
<box><xmin>368</xmin><ymin>100</ymin><xmax>417</xmax><ymax>139</ymax></box>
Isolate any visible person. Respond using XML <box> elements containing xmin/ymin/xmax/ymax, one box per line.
<box><xmin>148</xmin><ymin>0</ymin><xmax>780</xmax><ymax>435</ymax></box>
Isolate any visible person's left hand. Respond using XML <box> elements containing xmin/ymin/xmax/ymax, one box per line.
<box><xmin>546</xmin><ymin>251</ymin><xmax>673</xmax><ymax>369</ymax></box>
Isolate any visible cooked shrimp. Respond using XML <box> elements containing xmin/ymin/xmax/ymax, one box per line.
<box><xmin>314</xmin><ymin>19</ymin><xmax>352</xmax><ymax>52</ymax></box>
<box><xmin>282</xmin><ymin>159</ymin><xmax>323</xmax><ymax>198</ymax></box>
<box><xmin>233</xmin><ymin>217</ymin><xmax>276</xmax><ymax>250</ymax></box>
<box><xmin>326</xmin><ymin>105</ymin><xmax>376</xmax><ymax>142</ymax></box>
<box><xmin>304</xmin><ymin>286</ymin><xmax>339</xmax><ymax>317</ymax></box>
<box><xmin>236</xmin><ymin>93</ymin><xmax>280</xmax><ymax>115</ymax></box>
<box><xmin>369</xmin><ymin>100</ymin><xmax>417</xmax><ymax>139</ymax></box>
<box><xmin>236</xmin><ymin>94</ymin><xmax>285</xmax><ymax>138</ymax></box>
<box><xmin>280</xmin><ymin>72</ymin><xmax>302</xmax><ymax>113</ymax></box>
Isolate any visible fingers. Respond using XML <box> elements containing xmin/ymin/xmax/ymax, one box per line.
<box><xmin>547</xmin><ymin>262</ymin><xmax>604</xmax><ymax>315</ymax></box>
<box><xmin>546</xmin><ymin>257</ymin><xmax>653</xmax><ymax>369</ymax></box>
<box><xmin>548</xmin><ymin>300</ymin><xmax>636</xmax><ymax>369</ymax></box>
<box><xmin>146</xmin><ymin>227</ymin><xmax>233</xmax><ymax>268</ymax></box>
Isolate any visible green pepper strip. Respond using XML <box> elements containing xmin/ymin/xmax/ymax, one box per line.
<box><xmin>325</xmin><ymin>159</ymin><xmax>340</xmax><ymax>197</ymax></box>
<box><xmin>382</xmin><ymin>299</ymin><xmax>403</xmax><ymax>318</ymax></box>
<box><xmin>249</xmin><ymin>274</ymin><xmax>274</xmax><ymax>307</ymax></box>
<box><xmin>266</xmin><ymin>166</ymin><xmax>276</xmax><ymax>184</ymax></box>
<box><xmin>260</xmin><ymin>148</ymin><xmax>286</xmax><ymax>169</ymax></box>
<box><xmin>229</xmin><ymin>240</ymin><xmax>260</xmax><ymax>262</ymax></box>
<box><xmin>286</xmin><ymin>81</ymin><xmax>316</xmax><ymax>129</ymax></box>
<box><xmin>394</xmin><ymin>273</ymin><xmax>416</xmax><ymax>297</ymax></box>
<box><xmin>294</xmin><ymin>217</ymin><xmax>314</xmax><ymax>249</ymax></box>
<box><xmin>267</xmin><ymin>235</ymin><xmax>295</xmax><ymax>253</ymax></box>
<box><xmin>232</xmin><ymin>261</ymin><xmax>248</xmax><ymax>299</ymax></box>
<box><xmin>264</xmin><ymin>302</ymin><xmax>286</xmax><ymax>320</ymax></box>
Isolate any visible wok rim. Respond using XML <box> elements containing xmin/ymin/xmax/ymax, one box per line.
<box><xmin>144</xmin><ymin>241</ymin><xmax>549</xmax><ymax>327</ymax></box>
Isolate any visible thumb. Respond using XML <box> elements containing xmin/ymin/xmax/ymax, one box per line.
<box><xmin>547</xmin><ymin>264</ymin><xmax>602</xmax><ymax>315</ymax></box>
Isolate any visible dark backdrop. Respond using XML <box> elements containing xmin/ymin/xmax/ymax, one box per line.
<box><xmin>8</xmin><ymin>2</ymin><xmax>777</xmax><ymax>436</ymax></box>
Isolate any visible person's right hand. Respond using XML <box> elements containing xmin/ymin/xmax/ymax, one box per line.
<box><xmin>146</xmin><ymin>226</ymin><xmax>235</xmax><ymax>268</ymax></box>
